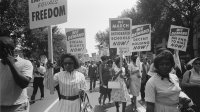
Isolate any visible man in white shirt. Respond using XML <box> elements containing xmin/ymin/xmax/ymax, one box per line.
<box><xmin>30</xmin><ymin>61</ymin><xmax>46</xmax><ymax>103</ymax></box>
<box><xmin>0</xmin><ymin>31</ymin><xmax>33</xmax><ymax>112</ymax></box>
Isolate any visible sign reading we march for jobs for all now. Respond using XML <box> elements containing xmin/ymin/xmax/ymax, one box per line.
<box><xmin>66</xmin><ymin>29</ymin><xmax>86</xmax><ymax>54</ymax></box>
<box><xmin>167</xmin><ymin>25</ymin><xmax>189</xmax><ymax>51</ymax></box>
<box><xmin>109</xmin><ymin>18</ymin><xmax>132</xmax><ymax>48</ymax></box>
<box><xmin>131</xmin><ymin>24</ymin><xmax>151</xmax><ymax>52</ymax></box>
<box><xmin>29</xmin><ymin>0</ymin><xmax>67</xmax><ymax>29</ymax></box>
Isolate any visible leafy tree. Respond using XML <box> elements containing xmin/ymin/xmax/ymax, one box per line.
<box><xmin>0</xmin><ymin>0</ymin><xmax>67</xmax><ymax>61</ymax></box>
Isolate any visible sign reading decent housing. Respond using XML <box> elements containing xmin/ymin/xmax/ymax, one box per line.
<box><xmin>29</xmin><ymin>0</ymin><xmax>67</xmax><ymax>29</ymax></box>
<box><xmin>109</xmin><ymin>18</ymin><xmax>132</xmax><ymax>48</ymax></box>
<box><xmin>131</xmin><ymin>24</ymin><xmax>151</xmax><ymax>52</ymax></box>
<box><xmin>167</xmin><ymin>25</ymin><xmax>189</xmax><ymax>51</ymax></box>
<box><xmin>65</xmin><ymin>29</ymin><xmax>86</xmax><ymax>54</ymax></box>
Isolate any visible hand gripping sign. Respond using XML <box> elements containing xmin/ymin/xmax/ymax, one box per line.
<box><xmin>167</xmin><ymin>25</ymin><xmax>190</xmax><ymax>51</ymax></box>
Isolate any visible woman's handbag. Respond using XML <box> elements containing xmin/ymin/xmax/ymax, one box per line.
<box><xmin>108</xmin><ymin>81</ymin><xmax>121</xmax><ymax>89</ymax></box>
<box><xmin>80</xmin><ymin>91</ymin><xmax>94</xmax><ymax>112</ymax></box>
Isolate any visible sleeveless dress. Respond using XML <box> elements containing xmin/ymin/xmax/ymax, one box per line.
<box><xmin>53</xmin><ymin>71</ymin><xmax>86</xmax><ymax>112</ymax></box>
<box><xmin>111</xmin><ymin>66</ymin><xmax>131</xmax><ymax>102</ymax></box>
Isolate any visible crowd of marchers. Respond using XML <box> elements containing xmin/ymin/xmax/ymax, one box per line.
<box><xmin>1</xmin><ymin>29</ymin><xmax>200</xmax><ymax>112</ymax></box>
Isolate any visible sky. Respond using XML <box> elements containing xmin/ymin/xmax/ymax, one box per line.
<box><xmin>59</xmin><ymin>0</ymin><xmax>138</xmax><ymax>56</ymax></box>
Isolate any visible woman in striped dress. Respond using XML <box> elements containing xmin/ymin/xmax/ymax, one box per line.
<box><xmin>52</xmin><ymin>53</ymin><xmax>86</xmax><ymax>112</ymax></box>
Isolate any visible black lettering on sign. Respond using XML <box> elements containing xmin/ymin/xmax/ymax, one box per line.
<box><xmin>70</xmin><ymin>48</ymin><xmax>83</xmax><ymax>52</ymax></box>
<box><xmin>113</xmin><ymin>41</ymin><xmax>129</xmax><ymax>46</ymax></box>
<box><xmin>170</xmin><ymin>28</ymin><xmax>188</xmax><ymax>36</ymax></box>
<box><xmin>132</xmin><ymin>45</ymin><xmax>149</xmax><ymax>50</ymax></box>
<box><xmin>31</xmin><ymin>0</ymin><xmax>40</xmax><ymax>3</ymax></box>
<box><xmin>110</xmin><ymin>19</ymin><xmax>131</xmax><ymax>31</ymax></box>
<box><xmin>32</xmin><ymin>5</ymin><xmax>66</xmax><ymax>21</ymax></box>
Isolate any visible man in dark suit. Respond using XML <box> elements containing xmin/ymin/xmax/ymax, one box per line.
<box><xmin>88</xmin><ymin>61</ymin><xmax>98</xmax><ymax>92</ymax></box>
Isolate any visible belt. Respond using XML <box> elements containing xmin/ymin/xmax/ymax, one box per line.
<box><xmin>60</xmin><ymin>95</ymin><xmax>79</xmax><ymax>100</ymax></box>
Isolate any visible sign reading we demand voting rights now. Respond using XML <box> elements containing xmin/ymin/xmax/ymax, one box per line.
<box><xmin>167</xmin><ymin>25</ymin><xmax>190</xmax><ymax>51</ymax></box>
<box><xmin>130</xmin><ymin>24</ymin><xmax>151</xmax><ymax>52</ymax></box>
<box><xmin>65</xmin><ymin>29</ymin><xmax>86</xmax><ymax>54</ymax></box>
<box><xmin>109</xmin><ymin>18</ymin><xmax>132</xmax><ymax>48</ymax></box>
<box><xmin>29</xmin><ymin>0</ymin><xmax>67</xmax><ymax>29</ymax></box>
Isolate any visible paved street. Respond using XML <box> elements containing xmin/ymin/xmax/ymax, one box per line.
<box><xmin>28</xmin><ymin>79</ymin><xmax>146</xmax><ymax>112</ymax></box>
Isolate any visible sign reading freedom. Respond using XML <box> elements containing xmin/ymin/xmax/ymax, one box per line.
<box><xmin>109</xmin><ymin>18</ymin><xmax>132</xmax><ymax>48</ymax></box>
<box><xmin>29</xmin><ymin>0</ymin><xmax>67</xmax><ymax>29</ymax></box>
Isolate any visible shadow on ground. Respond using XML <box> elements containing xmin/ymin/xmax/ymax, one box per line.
<box><xmin>93</xmin><ymin>102</ymin><xmax>134</xmax><ymax>112</ymax></box>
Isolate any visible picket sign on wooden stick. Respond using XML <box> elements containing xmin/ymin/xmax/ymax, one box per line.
<box><xmin>48</xmin><ymin>26</ymin><xmax>54</xmax><ymax>94</ymax></box>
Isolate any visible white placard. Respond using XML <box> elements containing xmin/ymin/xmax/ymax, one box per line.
<box><xmin>167</xmin><ymin>25</ymin><xmax>190</xmax><ymax>51</ymax></box>
<box><xmin>29</xmin><ymin>0</ymin><xmax>67</xmax><ymax>29</ymax></box>
<box><xmin>109</xmin><ymin>18</ymin><xmax>132</xmax><ymax>48</ymax></box>
<box><xmin>117</xmin><ymin>47</ymin><xmax>131</xmax><ymax>56</ymax></box>
<box><xmin>65</xmin><ymin>28</ymin><xmax>86</xmax><ymax>54</ymax></box>
<box><xmin>130</xmin><ymin>24</ymin><xmax>151</xmax><ymax>52</ymax></box>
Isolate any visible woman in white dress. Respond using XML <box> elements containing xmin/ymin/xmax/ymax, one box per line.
<box><xmin>111</xmin><ymin>57</ymin><xmax>131</xmax><ymax>112</ymax></box>
<box><xmin>128</xmin><ymin>55</ymin><xmax>141</xmax><ymax>111</ymax></box>
<box><xmin>145</xmin><ymin>50</ymin><xmax>181</xmax><ymax>112</ymax></box>
<box><xmin>47</xmin><ymin>53</ymin><xmax>86</xmax><ymax>112</ymax></box>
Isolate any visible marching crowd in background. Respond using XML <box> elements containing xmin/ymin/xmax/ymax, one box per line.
<box><xmin>1</xmin><ymin>30</ymin><xmax>200</xmax><ymax>112</ymax></box>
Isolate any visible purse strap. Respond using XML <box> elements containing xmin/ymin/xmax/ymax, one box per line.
<box><xmin>80</xmin><ymin>91</ymin><xmax>91</xmax><ymax>112</ymax></box>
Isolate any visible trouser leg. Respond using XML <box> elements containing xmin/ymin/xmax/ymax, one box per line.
<box><xmin>38</xmin><ymin>77</ymin><xmax>44</xmax><ymax>98</ymax></box>
<box><xmin>89</xmin><ymin>78</ymin><xmax>93</xmax><ymax>90</ymax></box>
<box><xmin>115</xmin><ymin>102</ymin><xmax>119</xmax><ymax>112</ymax></box>
<box><xmin>122</xmin><ymin>102</ymin><xmax>126</xmax><ymax>112</ymax></box>
<box><xmin>31</xmin><ymin>78</ymin><xmax>39</xmax><ymax>101</ymax></box>
<box><xmin>93</xmin><ymin>79</ymin><xmax>96</xmax><ymax>89</ymax></box>
<box><xmin>140</xmin><ymin>82</ymin><xmax>145</xmax><ymax>100</ymax></box>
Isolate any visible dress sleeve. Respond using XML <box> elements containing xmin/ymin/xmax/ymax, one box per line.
<box><xmin>53</xmin><ymin>73</ymin><xmax>59</xmax><ymax>87</ymax></box>
<box><xmin>78</xmin><ymin>72</ymin><xmax>87</xmax><ymax>90</ymax></box>
<box><xmin>145</xmin><ymin>79</ymin><xmax>156</xmax><ymax>103</ymax></box>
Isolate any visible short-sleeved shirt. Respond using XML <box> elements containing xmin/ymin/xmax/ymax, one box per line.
<box><xmin>145</xmin><ymin>73</ymin><xmax>181</xmax><ymax>105</ymax></box>
<box><xmin>0</xmin><ymin>56</ymin><xmax>33</xmax><ymax>105</ymax></box>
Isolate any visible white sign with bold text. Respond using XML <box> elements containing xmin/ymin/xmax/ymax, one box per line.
<box><xmin>29</xmin><ymin>0</ymin><xmax>67</xmax><ymax>29</ymax></box>
<box><xmin>167</xmin><ymin>25</ymin><xmax>189</xmax><ymax>51</ymax></box>
<box><xmin>109</xmin><ymin>18</ymin><xmax>132</xmax><ymax>48</ymax></box>
<box><xmin>130</xmin><ymin>24</ymin><xmax>151</xmax><ymax>52</ymax></box>
<box><xmin>65</xmin><ymin>28</ymin><xmax>86</xmax><ymax>54</ymax></box>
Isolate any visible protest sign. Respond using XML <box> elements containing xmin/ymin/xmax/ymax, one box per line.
<box><xmin>167</xmin><ymin>25</ymin><xmax>190</xmax><ymax>51</ymax></box>
<box><xmin>29</xmin><ymin>0</ymin><xmax>67</xmax><ymax>29</ymax></box>
<box><xmin>100</xmin><ymin>47</ymin><xmax>110</xmax><ymax>56</ymax></box>
<box><xmin>130</xmin><ymin>24</ymin><xmax>151</xmax><ymax>52</ymax></box>
<box><xmin>117</xmin><ymin>47</ymin><xmax>131</xmax><ymax>56</ymax></box>
<box><xmin>83</xmin><ymin>54</ymin><xmax>90</xmax><ymax>62</ymax></box>
<box><xmin>66</xmin><ymin>28</ymin><xmax>87</xmax><ymax>54</ymax></box>
<box><xmin>109</xmin><ymin>18</ymin><xmax>132</xmax><ymax>48</ymax></box>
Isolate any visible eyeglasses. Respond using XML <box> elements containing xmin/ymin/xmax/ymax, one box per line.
<box><xmin>63</xmin><ymin>62</ymin><xmax>74</xmax><ymax>65</ymax></box>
